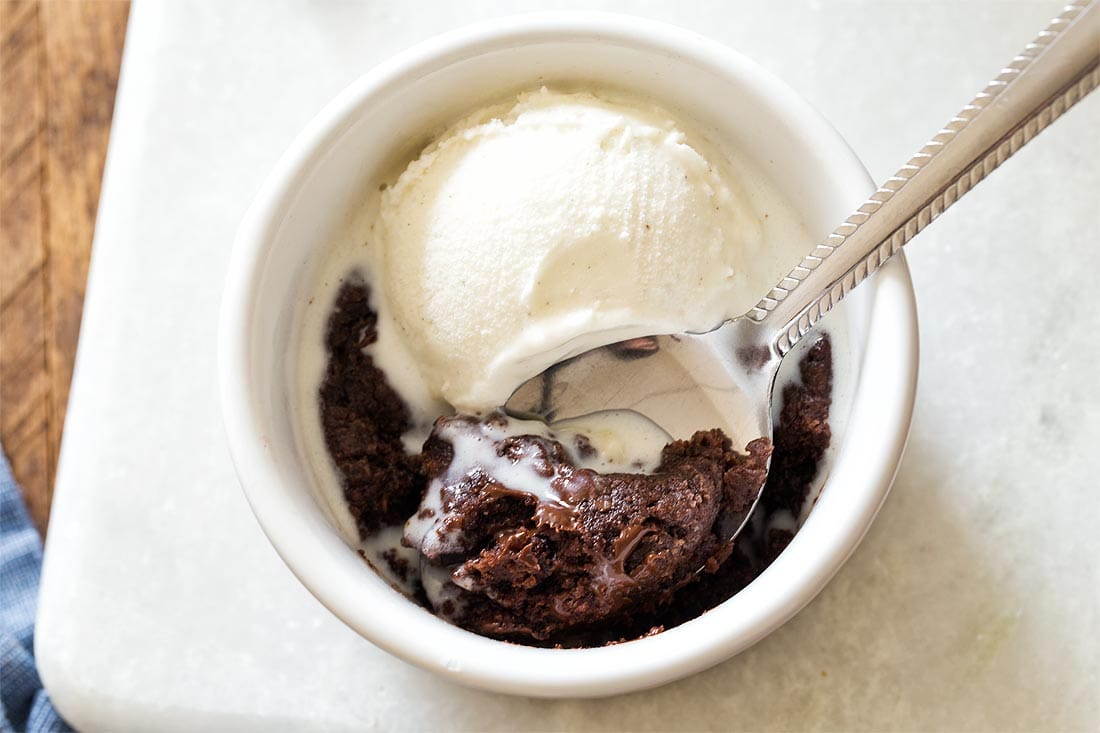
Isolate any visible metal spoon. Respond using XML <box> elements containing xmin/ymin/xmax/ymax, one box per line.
<box><xmin>506</xmin><ymin>1</ymin><xmax>1099</xmax><ymax>545</ymax></box>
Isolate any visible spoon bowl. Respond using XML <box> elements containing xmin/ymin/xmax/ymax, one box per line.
<box><xmin>505</xmin><ymin>319</ymin><xmax>780</xmax><ymax>543</ymax></box>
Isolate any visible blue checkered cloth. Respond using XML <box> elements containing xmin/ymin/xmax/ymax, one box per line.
<box><xmin>0</xmin><ymin>450</ymin><xmax>70</xmax><ymax>732</ymax></box>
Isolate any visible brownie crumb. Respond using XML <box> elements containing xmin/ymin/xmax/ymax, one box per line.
<box><xmin>319</xmin><ymin>280</ymin><xmax>425</xmax><ymax>535</ymax></box>
<box><xmin>765</xmin><ymin>337</ymin><xmax>832</xmax><ymax>516</ymax></box>
<box><xmin>381</xmin><ymin>549</ymin><xmax>412</xmax><ymax>583</ymax></box>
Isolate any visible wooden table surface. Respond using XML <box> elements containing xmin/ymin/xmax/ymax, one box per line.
<box><xmin>0</xmin><ymin>0</ymin><xmax>129</xmax><ymax>535</ymax></box>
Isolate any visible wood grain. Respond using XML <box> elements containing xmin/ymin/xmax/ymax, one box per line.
<box><xmin>0</xmin><ymin>0</ymin><xmax>129</xmax><ymax>534</ymax></box>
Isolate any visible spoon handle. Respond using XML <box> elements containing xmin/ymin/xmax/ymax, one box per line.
<box><xmin>751</xmin><ymin>0</ymin><xmax>1100</xmax><ymax>356</ymax></box>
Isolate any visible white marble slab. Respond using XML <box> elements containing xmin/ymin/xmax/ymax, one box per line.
<box><xmin>35</xmin><ymin>1</ymin><xmax>1098</xmax><ymax>730</ymax></box>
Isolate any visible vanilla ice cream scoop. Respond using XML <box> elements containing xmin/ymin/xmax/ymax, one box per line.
<box><xmin>372</xmin><ymin>88</ymin><xmax>769</xmax><ymax>413</ymax></box>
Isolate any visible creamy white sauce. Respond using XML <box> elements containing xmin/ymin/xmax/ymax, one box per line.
<box><xmin>404</xmin><ymin>411</ymin><xmax>669</xmax><ymax>557</ymax></box>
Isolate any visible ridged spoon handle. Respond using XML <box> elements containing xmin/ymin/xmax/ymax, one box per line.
<box><xmin>750</xmin><ymin>0</ymin><xmax>1100</xmax><ymax>355</ymax></box>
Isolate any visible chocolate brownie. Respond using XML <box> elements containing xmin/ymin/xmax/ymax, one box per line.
<box><xmin>408</xmin><ymin>415</ymin><xmax>770</xmax><ymax>641</ymax></box>
<box><xmin>318</xmin><ymin>280</ymin><xmax>424</xmax><ymax>535</ymax></box>
<box><xmin>318</xmin><ymin>281</ymin><xmax>833</xmax><ymax>646</ymax></box>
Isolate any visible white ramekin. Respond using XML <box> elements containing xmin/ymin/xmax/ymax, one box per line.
<box><xmin>219</xmin><ymin>12</ymin><xmax>918</xmax><ymax>698</ymax></box>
